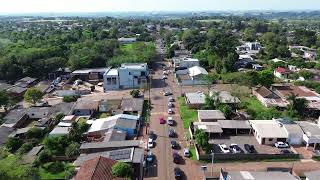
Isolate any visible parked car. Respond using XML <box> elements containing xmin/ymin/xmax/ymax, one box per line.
<box><xmin>147</xmin><ymin>138</ymin><xmax>154</xmax><ymax>149</ymax></box>
<box><xmin>173</xmin><ymin>151</ymin><xmax>180</xmax><ymax>164</ymax></box>
<box><xmin>275</xmin><ymin>142</ymin><xmax>289</xmax><ymax>148</ymax></box>
<box><xmin>244</xmin><ymin>144</ymin><xmax>257</xmax><ymax>153</ymax></box>
<box><xmin>280</xmin><ymin>149</ymin><xmax>293</xmax><ymax>154</ymax></box>
<box><xmin>230</xmin><ymin>144</ymin><xmax>242</xmax><ymax>154</ymax></box>
<box><xmin>148</xmin><ymin>131</ymin><xmax>156</xmax><ymax>140</ymax></box>
<box><xmin>183</xmin><ymin>148</ymin><xmax>190</xmax><ymax>157</ymax></box>
<box><xmin>146</xmin><ymin>151</ymin><xmax>154</xmax><ymax>162</ymax></box>
<box><xmin>168</xmin><ymin>129</ymin><xmax>176</xmax><ymax>138</ymax></box>
<box><xmin>163</xmin><ymin>91</ymin><xmax>173</xmax><ymax>96</ymax></box>
<box><xmin>160</xmin><ymin>117</ymin><xmax>165</xmax><ymax>124</ymax></box>
<box><xmin>219</xmin><ymin>143</ymin><xmax>230</xmax><ymax>153</ymax></box>
<box><xmin>171</xmin><ymin>140</ymin><xmax>179</xmax><ymax>149</ymax></box>
<box><xmin>168</xmin><ymin>108</ymin><xmax>174</xmax><ymax>114</ymax></box>
<box><xmin>163</xmin><ymin>71</ymin><xmax>168</xmax><ymax>75</ymax></box>
<box><xmin>168</xmin><ymin>102</ymin><xmax>174</xmax><ymax>108</ymax></box>
<box><xmin>167</xmin><ymin>117</ymin><xmax>174</xmax><ymax>126</ymax></box>
<box><xmin>174</xmin><ymin>167</ymin><xmax>183</xmax><ymax>179</ymax></box>
<box><xmin>162</xmin><ymin>75</ymin><xmax>167</xmax><ymax>80</ymax></box>
<box><xmin>168</xmin><ymin>96</ymin><xmax>174</xmax><ymax>102</ymax></box>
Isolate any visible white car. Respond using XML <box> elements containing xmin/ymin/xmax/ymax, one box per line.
<box><xmin>167</xmin><ymin>117</ymin><xmax>174</xmax><ymax>126</ymax></box>
<box><xmin>147</xmin><ymin>138</ymin><xmax>154</xmax><ymax>149</ymax></box>
<box><xmin>162</xmin><ymin>75</ymin><xmax>167</xmax><ymax>80</ymax></box>
<box><xmin>168</xmin><ymin>102</ymin><xmax>174</xmax><ymax>108</ymax></box>
<box><xmin>219</xmin><ymin>143</ymin><xmax>230</xmax><ymax>153</ymax></box>
<box><xmin>168</xmin><ymin>108</ymin><xmax>174</xmax><ymax>114</ymax></box>
<box><xmin>168</xmin><ymin>96</ymin><xmax>174</xmax><ymax>102</ymax></box>
<box><xmin>275</xmin><ymin>142</ymin><xmax>289</xmax><ymax>148</ymax></box>
<box><xmin>163</xmin><ymin>91</ymin><xmax>172</xmax><ymax>96</ymax></box>
<box><xmin>163</xmin><ymin>71</ymin><xmax>168</xmax><ymax>75</ymax></box>
<box><xmin>183</xmin><ymin>148</ymin><xmax>190</xmax><ymax>157</ymax></box>
<box><xmin>230</xmin><ymin>144</ymin><xmax>241</xmax><ymax>153</ymax></box>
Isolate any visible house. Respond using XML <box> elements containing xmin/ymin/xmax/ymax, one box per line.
<box><xmin>74</xmin><ymin>147</ymin><xmax>144</xmax><ymax>180</ymax></box>
<box><xmin>220</xmin><ymin>169</ymin><xmax>298</xmax><ymax>180</ymax></box>
<box><xmin>72</xmin><ymin>68</ymin><xmax>110</xmax><ymax>82</ymax></box>
<box><xmin>252</xmin><ymin>64</ymin><xmax>263</xmax><ymax>71</ymax></box>
<box><xmin>80</xmin><ymin>140</ymin><xmax>141</xmax><ymax>154</ymax></box>
<box><xmin>296</xmin><ymin>120</ymin><xmax>320</xmax><ymax>150</ymax></box>
<box><xmin>103</xmin><ymin>129</ymin><xmax>127</xmax><ymax>142</ymax></box>
<box><xmin>27</xmin><ymin>107</ymin><xmax>52</xmax><ymax>119</ymax></box>
<box><xmin>210</xmin><ymin>90</ymin><xmax>240</xmax><ymax>105</ymax></box>
<box><xmin>15</xmin><ymin>77</ymin><xmax>38</xmax><ymax>88</ymax></box>
<box><xmin>103</xmin><ymin>63</ymin><xmax>149</xmax><ymax>91</ymax></box>
<box><xmin>174</xmin><ymin>49</ymin><xmax>191</xmax><ymax>58</ymax></box>
<box><xmin>54</xmin><ymin>90</ymin><xmax>91</xmax><ymax>97</ymax></box>
<box><xmin>118</xmin><ymin>37</ymin><xmax>137</xmax><ymax>44</ymax></box>
<box><xmin>193</xmin><ymin>122</ymin><xmax>223</xmax><ymax>138</ymax></box>
<box><xmin>7</xmin><ymin>86</ymin><xmax>27</xmax><ymax>96</ymax></box>
<box><xmin>173</xmin><ymin>58</ymin><xmax>200</xmax><ymax>69</ymax></box>
<box><xmin>34</xmin><ymin>117</ymin><xmax>53</xmax><ymax>129</ymax></box>
<box><xmin>175</xmin><ymin>66</ymin><xmax>208</xmax><ymax>86</ymax></box>
<box><xmin>0</xmin><ymin>83</ymin><xmax>12</xmax><ymax>91</ymax></box>
<box><xmin>249</xmin><ymin>119</ymin><xmax>304</xmax><ymax>145</ymax></box>
<box><xmin>87</xmin><ymin>114</ymin><xmax>140</xmax><ymax>137</ymax></box>
<box><xmin>185</xmin><ymin>92</ymin><xmax>206</xmax><ymax>109</ymax></box>
<box><xmin>73</xmin><ymin>100</ymin><xmax>99</xmax><ymax>116</ymax></box>
<box><xmin>49</xmin><ymin>126</ymin><xmax>70</xmax><ymax>137</ymax></box>
<box><xmin>253</xmin><ymin>86</ymin><xmax>288</xmax><ymax>108</ymax></box>
<box><xmin>198</xmin><ymin>110</ymin><xmax>226</xmax><ymax>122</ymax></box>
<box><xmin>75</xmin><ymin>156</ymin><xmax>117</xmax><ymax>180</ymax></box>
<box><xmin>273</xmin><ymin>67</ymin><xmax>291</xmax><ymax>79</ymax></box>
<box><xmin>304</xmin><ymin>51</ymin><xmax>317</xmax><ymax>60</ymax></box>
<box><xmin>304</xmin><ymin>170</ymin><xmax>320</xmax><ymax>180</ymax></box>
<box><xmin>3</xmin><ymin>109</ymin><xmax>29</xmax><ymax>128</ymax></box>
<box><xmin>121</xmin><ymin>98</ymin><xmax>144</xmax><ymax>115</ymax></box>
<box><xmin>188</xmin><ymin>66</ymin><xmax>208</xmax><ymax>81</ymax></box>
<box><xmin>61</xmin><ymin>115</ymin><xmax>77</xmax><ymax>123</ymax></box>
<box><xmin>0</xmin><ymin>126</ymin><xmax>13</xmax><ymax>145</ymax></box>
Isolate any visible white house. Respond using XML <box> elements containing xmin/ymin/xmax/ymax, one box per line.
<box><xmin>173</xmin><ymin>58</ymin><xmax>200</xmax><ymax>69</ymax></box>
<box><xmin>103</xmin><ymin>63</ymin><xmax>149</xmax><ymax>91</ymax></box>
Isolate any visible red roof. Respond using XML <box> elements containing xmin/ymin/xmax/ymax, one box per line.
<box><xmin>275</xmin><ymin>67</ymin><xmax>288</xmax><ymax>74</ymax></box>
<box><xmin>75</xmin><ymin>156</ymin><xmax>117</xmax><ymax>180</ymax></box>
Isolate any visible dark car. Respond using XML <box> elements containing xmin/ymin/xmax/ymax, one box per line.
<box><xmin>280</xmin><ymin>149</ymin><xmax>293</xmax><ymax>154</ymax></box>
<box><xmin>173</xmin><ymin>151</ymin><xmax>180</xmax><ymax>164</ymax></box>
<box><xmin>171</xmin><ymin>140</ymin><xmax>179</xmax><ymax>149</ymax></box>
<box><xmin>168</xmin><ymin>129</ymin><xmax>176</xmax><ymax>138</ymax></box>
<box><xmin>174</xmin><ymin>167</ymin><xmax>183</xmax><ymax>179</ymax></box>
<box><xmin>244</xmin><ymin>144</ymin><xmax>257</xmax><ymax>153</ymax></box>
<box><xmin>148</xmin><ymin>131</ymin><xmax>156</xmax><ymax>140</ymax></box>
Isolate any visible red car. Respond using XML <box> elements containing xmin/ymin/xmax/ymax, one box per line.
<box><xmin>160</xmin><ymin>117</ymin><xmax>165</xmax><ymax>124</ymax></box>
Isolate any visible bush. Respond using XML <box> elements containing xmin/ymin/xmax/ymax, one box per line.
<box><xmin>37</xmin><ymin>150</ymin><xmax>52</xmax><ymax>164</ymax></box>
<box><xmin>26</xmin><ymin>127</ymin><xmax>43</xmax><ymax>139</ymax></box>
<box><xmin>63</xmin><ymin>95</ymin><xmax>80</xmax><ymax>102</ymax></box>
<box><xmin>65</xmin><ymin>142</ymin><xmax>80</xmax><ymax>157</ymax></box>
<box><xmin>112</xmin><ymin>162</ymin><xmax>133</xmax><ymax>178</ymax></box>
<box><xmin>130</xmin><ymin>89</ymin><xmax>140</xmax><ymax>98</ymax></box>
<box><xmin>17</xmin><ymin>142</ymin><xmax>33</xmax><ymax>155</ymax></box>
<box><xmin>45</xmin><ymin>161</ymin><xmax>65</xmax><ymax>173</ymax></box>
<box><xmin>5</xmin><ymin>137</ymin><xmax>23</xmax><ymax>152</ymax></box>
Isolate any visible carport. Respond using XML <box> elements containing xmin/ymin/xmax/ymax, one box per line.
<box><xmin>296</xmin><ymin>121</ymin><xmax>320</xmax><ymax>150</ymax></box>
<box><xmin>218</xmin><ymin>120</ymin><xmax>252</xmax><ymax>135</ymax></box>
<box><xmin>193</xmin><ymin>122</ymin><xmax>223</xmax><ymax>138</ymax></box>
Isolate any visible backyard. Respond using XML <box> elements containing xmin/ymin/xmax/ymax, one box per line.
<box><xmin>178</xmin><ymin>97</ymin><xmax>198</xmax><ymax>129</ymax></box>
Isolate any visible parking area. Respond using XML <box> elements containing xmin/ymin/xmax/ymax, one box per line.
<box><xmin>210</xmin><ymin>135</ymin><xmax>292</xmax><ymax>154</ymax></box>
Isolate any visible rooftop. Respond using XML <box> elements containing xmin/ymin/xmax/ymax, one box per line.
<box><xmin>249</xmin><ymin>120</ymin><xmax>288</xmax><ymax>138</ymax></box>
<box><xmin>80</xmin><ymin>140</ymin><xmax>141</xmax><ymax>151</ymax></box>
<box><xmin>188</xmin><ymin>66</ymin><xmax>208</xmax><ymax>77</ymax></box>
<box><xmin>49</xmin><ymin>126</ymin><xmax>70</xmax><ymax>136</ymax></box>
<box><xmin>210</xmin><ymin>90</ymin><xmax>240</xmax><ymax>104</ymax></box>
<box><xmin>3</xmin><ymin>109</ymin><xmax>27</xmax><ymax>125</ymax></box>
<box><xmin>0</xmin><ymin>126</ymin><xmax>13</xmax><ymax>145</ymax></box>
<box><xmin>74</xmin><ymin>100</ymin><xmax>100</xmax><ymax>110</ymax></box>
<box><xmin>304</xmin><ymin>170</ymin><xmax>320</xmax><ymax>180</ymax></box>
<box><xmin>106</xmin><ymin>68</ymin><xmax>119</xmax><ymax>76</ymax></box>
<box><xmin>121</xmin><ymin>98</ymin><xmax>144</xmax><ymax>112</ymax></box>
<box><xmin>217</xmin><ymin>120</ymin><xmax>251</xmax><ymax>129</ymax></box>
<box><xmin>193</xmin><ymin>122</ymin><xmax>223</xmax><ymax>133</ymax></box>
<box><xmin>222</xmin><ymin>171</ymin><xmax>297</xmax><ymax>180</ymax></box>
<box><xmin>72</xmin><ymin>68</ymin><xmax>110</xmax><ymax>75</ymax></box>
<box><xmin>198</xmin><ymin>110</ymin><xmax>226</xmax><ymax>121</ymax></box>
<box><xmin>104</xmin><ymin>129</ymin><xmax>127</xmax><ymax>142</ymax></box>
<box><xmin>273</xmin><ymin>85</ymin><xmax>319</xmax><ymax>98</ymax></box>
<box><xmin>296</xmin><ymin>121</ymin><xmax>320</xmax><ymax>137</ymax></box>
<box><xmin>185</xmin><ymin>92</ymin><xmax>206</xmax><ymax>105</ymax></box>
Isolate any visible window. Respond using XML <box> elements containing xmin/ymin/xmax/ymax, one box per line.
<box><xmin>106</xmin><ymin>78</ymin><xmax>112</xmax><ymax>85</ymax></box>
<box><xmin>269</xmin><ymin>138</ymin><xmax>273</xmax><ymax>141</ymax></box>
<box><xmin>141</xmin><ymin>71</ymin><xmax>146</xmax><ymax>76</ymax></box>
<box><xmin>129</xmin><ymin>72</ymin><xmax>131</xmax><ymax>75</ymax></box>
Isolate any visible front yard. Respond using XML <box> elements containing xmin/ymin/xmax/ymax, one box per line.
<box><xmin>178</xmin><ymin>97</ymin><xmax>197</xmax><ymax>129</ymax></box>
<box><xmin>240</xmin><ymin>97</ymin><xmax>281</xmax><ymax>119</ymax></box>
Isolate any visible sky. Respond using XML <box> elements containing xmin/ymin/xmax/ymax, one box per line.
<box><xmin>1</xmin><ymin>0</ymin><xmax>320</xmax><ymax>14</ymax></box>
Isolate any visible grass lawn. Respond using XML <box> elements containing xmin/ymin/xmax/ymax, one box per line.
<box><xmin>39</xmin><ymin>162</ymin><xmax>74</xmax><ymax>180</ymax></box>
<box><xmin>77</xmin><ymin>117</ymin><xmax>88</xmax><ymax>123</ymax></box>
<box><xmin>241</xmin><ymin>97</ymin><xmax>281</xmax><ymax>119</ymax></box>
<box><xmin>0</xmin><ymin>154</ymin><xmax>33</xmax><ymax>178</ymax></box>
<box><xmin>178</xmin><ymin>97</ymin><xmax>197</xmax><ymax>129</ymax></box>
<box><xmin>142</xmin><ymin>100</ymin><xmax>150</xmax><ymax>122</ymax></box>
<box><xmin>189</xmin><ymin>146</ymin><xmax>197</xmax><ymax>161</ymax></box>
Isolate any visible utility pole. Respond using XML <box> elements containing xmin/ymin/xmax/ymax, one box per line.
<box><xmin>211</xmin><ymin>150</ymin><xmax>214</xmax><ymax>176</ymax></box>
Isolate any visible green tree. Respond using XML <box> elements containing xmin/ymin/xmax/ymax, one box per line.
<box><xmin>26</xmin><ymin>127</ymin><xmax>43</xmax><ymax>139</ymax></box>
<box><xmin>37</xmin><ymin>150</ymin><xmax>52</xmax><ymax>164</ymax></box>
<box><xmin>130</xmin><ymin>89</ymin><xmax>140</xmax><ymax>98</ymax></box>
<box><xmin>5</xmin><ymin>137</ymin><xmax>23</xmax><ymax>152</ymax></box>
<box><xmin>112</xmin><ymin>162</ymin><xmax>133</xmax><ymax>178</ymax></box>
<box><xmin>65</xmin><ymin>142</ymin><xmax>80</xmax><ymax>158</ymax></box>
<box><xmin>24</xmin><ymin>88</ymin><xmax>44</xmax><ymax>105</ymax></box>
<box><xmin>202</xmin><ymin>73</ymin><xmax>218</xmax><ymax>92</ymax></box>
<box><xmin>0</xmin><ymin>91</ymin><xmax>9</xmax><ymax>108</ymax></box>
<box><xmin>203</xmin><ymin>94</ymin><xmax>216</xmax><ymax>110</ymax></box>
<box><xmin>218</xmin><ymin>104</ymin><xmax>233</xmax><ymax>119</ymax></box>
<box><xmin>299</xmin><ymin>70</ymin><xmax>314</xmax><ymax>80</ymax></box>
<box><xmin>194</xmin><ymin>129</ymin><xmax>210</xmax><ymax>153</ymax></box>
<box><xmin>287</xmin><ymin>93</ymin><xmax>308</xmax><ymax>117</ymax></box>
<box><xmin>17</xmin><ymin>142</ymin><xmax>33</xmax><ymax>155</ymax></box>
<box><xmin>258</xmin><ymin>69</ymin><xmax>274</xmax><ymax>88</ymax></box>
<box><xmin>243</xmin><ymin>28</ymin><xmax>257</xmax><ymax>42</ymax></box>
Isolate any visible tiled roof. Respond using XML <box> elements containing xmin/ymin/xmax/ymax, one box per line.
<box><xmin>75</xmin><ymin>156</ymin><xmax>117</xmax><ymax>180</ymax></box>
<box><xmin>256</xmin><ymin>86</ymin><xmax>273</xmax><ymax>98</ymax></box>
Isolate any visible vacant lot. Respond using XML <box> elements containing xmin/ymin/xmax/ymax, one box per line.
<box><xmin>178</xmin><ymin>97</ymin><xmax>197</xmax><ymax>129</ymax></box>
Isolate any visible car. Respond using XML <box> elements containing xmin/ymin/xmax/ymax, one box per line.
<box><xmin>280</xmin><ymin>149</ymin><xmax>293</xmax><ymax>154</ymax></box>
<box><xmin>174</xmin><ymin>167</ymin><xmax>183</xmax><ymax>179</ymax></box>
<box><xmin>148</xmin><ymin>131</ymin><xmax>156</xmax><ymax>140</ymax></box>
<box><xmin>163</xmin><ymin>71</ymin><xmax>168</xmax><ymax>75</ymax></box>
<box><xmin>275</xmin><ymin>141</ymin><xmax>289</xmax><ymax>148</ymax></box>
<box><xmin>160</xmin><ymin>117</ymin><xmax>165</xmax><ymax>124</ymax></box>
<box><xmin>219</xmin><ymin>143</ymin><xmax>230</xmax><ymax>153</ymax></box>
<box><xmin>230</xmin><ymin>144</ymin><xmax>242</xmax><ymax>154</ymax></box>
<box><xmin>171</xmin><ymin>140</ymin><xmax>179</xmax><ymax>149</ymax></box>
<box><xmin>172</xmin><ymin>151</ymin><xmax>180</xmax><ymax>164</ymax></box>
<box><xmin>146</xmin><ymin>151</ymin><xmax>154</xmax><ymax>162</ymax></box>
<box><xmin>168</xmin><ymin>129</ymin><xmax>176</xmax><ymax>138</ymax></box>
<box><xmin>167</xmin><ymin>117</ymin><xmax>174</xmax><ymax>126</ymax></box>
<box><xmin>147</xmin><ymin>138</ymin><xmax>154</xmax><ymax>149</ymax></box>
<box><xmin>163</xmin><ymin>91</ymin><xmax>173</xmax><ymax>96</ymax></box>
<box><xmin>183</xmin><ymin>148</ymin><xmax>190</xmax><ymax>157</ymax></box>
<box><xmin>168</xmin><ymin>96</ymin><xmax>174</xmax><ymax>102</ymax></box>
<box><xmin>168</xmin><ymin>108</ymin><xmax>174</xmax><ymax>114</ymax></box>
<box><xmin>244</xmin><ymin>144</ymin><xmax>257</xmax><ymax>153</ymax></box>
<box><xmin>162</xmin><ymin>75</ymin><xmax>167</xmax><ymax>80</ymax></box>
<box><xmin>168</xmin><ymin>102</ymin><xmax>174</xmax><ymax>108</ymax></box>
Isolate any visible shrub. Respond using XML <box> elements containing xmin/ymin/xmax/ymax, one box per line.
<box><xmin>17</xmin><ymin>142</ymin><xmax>33</xmax><ymax>155</ymax></box>
<box><xmin>65</xmin><ymin>142</ymin><xmax>80</xmax><ymax>157</ymax></box>
<box><xmin>5</xmin><ymin>137</ymin><xmax>23</xmax><ymax>152</ymax></box>
<box><xmin>26</xmin><ymin>127</ymin><xmax>43</xmax><ymax>139</ymax></box>
<box><xmin>130</xmin><ymin>90</ymin><xmax>140</xmax><ymax>98</ymax></box>
<box><xmin>45</xmin><ymin>161</ymin><xmax>65</xmax><ymax>173</ymax></box>
<box><xmin>37</xmin><ymin>150</ymin><xmax>52</xmax><ymax>164</ymax></box>
<box><xmin>112</xmin><ymin>162</ymin><xmax>133</xmax><ymax>178</ymax></box>
<box><xmin>63</xmin><ymin>95</ymin><xmax>80</xmax><ymax>102</ymax></box>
